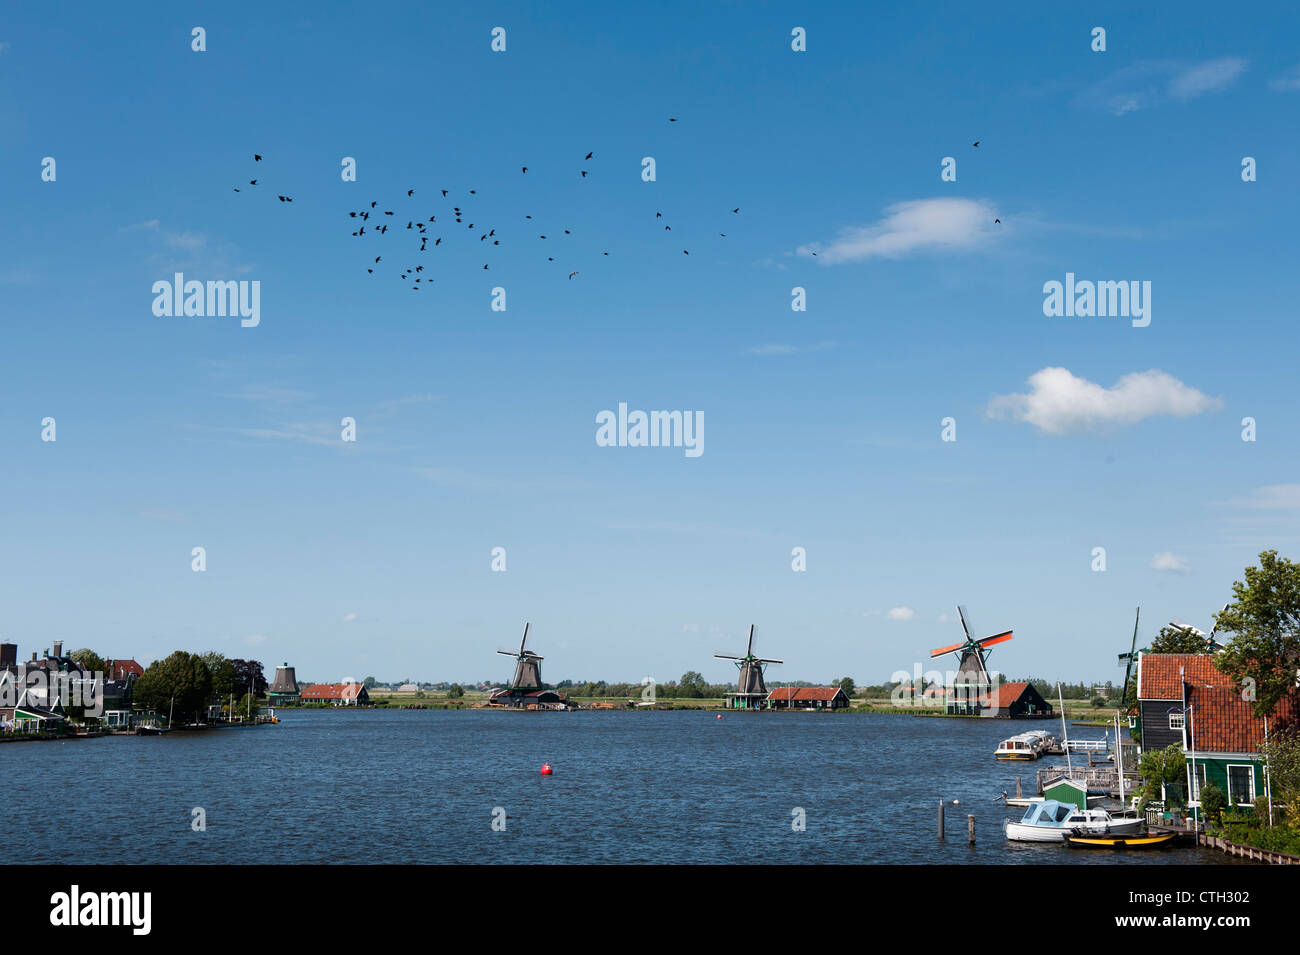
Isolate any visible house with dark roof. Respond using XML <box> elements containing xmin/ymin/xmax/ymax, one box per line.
<box><xmin>1135</xmin><ymin>653</ymin><xmax>1224</xmax><ymax>754</ymax></box>
<box><xmin>1137</xmin><ymin>652</ymin><xmax>1298</xmax><ymax>815</ymax></box>
<box><xmin>973</xmin><ymin>681</ymin><xmax>1052</xmax><ymax>718</ymax></box>
<box><xmin>767</xmin><ymin>686</ymin><xmax>850</xmax><ymax>710</ymax></box>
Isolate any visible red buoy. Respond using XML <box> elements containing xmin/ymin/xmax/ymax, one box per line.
<box><xmin>716</xmin><ymin>714</ymin><xmax>722</xmax><ymax>720</ymax></box>
<box><xmin>540</xmin><ymin>763</ymin><xmax>553</xmax><ymax>775</ymax></box>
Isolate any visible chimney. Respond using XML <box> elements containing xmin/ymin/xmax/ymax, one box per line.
<box><xmin>32</xmin><ymin>652</ymin><xmax>38</xmax><ymax>662</ymax></box>
<box><xmin>53</xmin><ymin>640</ymin><xmax>63</xmax><ymax>658</ymax></box>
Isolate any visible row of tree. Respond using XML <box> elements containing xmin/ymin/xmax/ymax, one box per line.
<box><xmin>67</xmin><ymin>649</ymin><xmax>268</xmax><ymax>724</ymax></box>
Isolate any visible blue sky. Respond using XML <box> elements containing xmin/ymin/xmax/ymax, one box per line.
<box><xmin>2</xmin><ymin>2</ymin><xmax>1299</xmax><ymax>687</ymax></box>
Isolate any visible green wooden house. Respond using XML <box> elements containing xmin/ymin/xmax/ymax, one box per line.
<box><xmin>1185</xmin><ymin>682</ymin><xmax>1298</xmax><ymax>819</ymax></box>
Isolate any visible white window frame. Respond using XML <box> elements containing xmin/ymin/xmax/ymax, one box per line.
<box><xmin>1226</xmin><ymin>763</ymin><xmax>1256</xmax><ymax>806</ymax></box>
<box><xmin>1188</xmin><ymin>762</ymin><xmax>1207</xmax><ymax>802</ymax></box>
<box><xmin>1168</xmin><ymin>711</ymin><xmax>1185</xmax><ymax>731</ymax></box>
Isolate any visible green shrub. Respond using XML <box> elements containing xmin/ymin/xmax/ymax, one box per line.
<box><xmin>1200</xmin><ymin>781</ymin><xmax>1227</xmax><ymax>824</ymax></box>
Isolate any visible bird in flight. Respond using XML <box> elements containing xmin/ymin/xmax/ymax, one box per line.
<box><xmin>568</xmin><ymin>271</ymin><xmax>579</xmax><ymax>280</ymax></box>
<box><xmin>732</xmin><ymin>208</ymin><xmax>739</xmax><ymax>213</ymax></box>
<box><xmin>278</xmin><ymin>195</ymin><xmax>293</xmax><ymax>202</ymax></box>
<box><xmin>585</xmin><ymin>152</ymin><xmax>593</xmax><ymax>160</ymax></box>
<box><xmin>669</xmin><ymin>117</ymin><xmax>677</xmax><ymax>123</ymax></box>
<box><xmin>972</xmin><ymin>141</ymin><xmax>980</xmax><ymax>147</ymax></box>
<box><xmin>254</xmin><ymin>154</ymin><xmax>262</xmax><ymax>161</ymax></box>
<box><xmin>994</xmin><ymin>218</ymin><xmax>1001</xmax><ymax>224</ymax></box>
<box><xmin>521</xmin><ymin>167</ymin><xmax>527</xmax><ymax>174</ymax></box>
<box><xmin>408</xmin><ymin>189</ymin><xmax>414</xmax><ymax>197</ymax></box>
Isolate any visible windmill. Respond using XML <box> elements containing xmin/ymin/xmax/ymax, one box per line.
<box><xmin>715</xmin><ymin>625</ymin><xmax>782</xmax><ymax>709</ymax></box>
<box><xmin>929</xmin><ymin>606</ymin><xmax>1013</xmax><ymax>714</ymax></box>
<box><xmin>498</xmin><ymin>622</ymin><xmax>543</xmax><ymax>690</ymax></box>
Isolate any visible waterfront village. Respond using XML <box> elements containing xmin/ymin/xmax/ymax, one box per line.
<box><xmin>3</xmin><ymin>550</ymin><xmax>1298</xmax><ymax>862</ymax></box>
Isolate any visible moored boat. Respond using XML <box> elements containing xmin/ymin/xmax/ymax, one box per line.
<box><xmin>1003</xmin><ymin>799</ymin><xmax>1143</xmax><ymax>843</ymax></box>
<box><xmin>994</xmin><ymin>732</ymin><xmax>1057</xmax><ymax>760</ymax></box>
<box><xmin>1065</xmin><ymin>832</ymin><xmax>1178</xmax><ymax>850</ymax></box>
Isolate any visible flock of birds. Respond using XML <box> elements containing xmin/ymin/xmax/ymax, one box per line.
<box><xmin>231</xmin><ymin>125</ymin><xmax>748</xmax><ymax>291</ymax></box>
<box><xmin>232</xmin><ymin>132</ymin><xmax>997</xmax><ymax>290</ymax></box>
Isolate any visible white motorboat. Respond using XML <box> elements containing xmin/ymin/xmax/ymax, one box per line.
<box><xmin>994</xmin><ymin>731</ymin><xmax>1058</xmax><ymax>760</ymax></box>
<box><xmin>1003</xmin><ymin>799</ymin><xmax>1143</xmax><ymax>843</ymax></box>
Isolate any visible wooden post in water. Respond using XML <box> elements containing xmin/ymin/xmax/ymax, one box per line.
<box><xmin>968</xmin><ymin>814</ymin><xmax>976</xmax><ymax>844</ymax></box>
<box><xmin>938</xmin><ymin>800</ymin><xmax>945</xmax><ymax>840</ymax></box>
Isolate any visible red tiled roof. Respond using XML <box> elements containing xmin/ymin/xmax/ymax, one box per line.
<box><xmin>1137</xmin><ymin>654</ymin><xmax>1227</xmax><ymax>700</ymax></box>
<box><xmin>1187</xmin><ymin>684</ymin><xmax>1299</xmax><ymax>754</ymax></box>
<box><xmin>106</xmin><ymin>659</ymin><xmax>144</xmax><ymax>680</ymax></box>
<box><xmin>300</xmin><ymin>683</ymin><xmax>365</xmax><ymax>701</ymax></box>
<box><xmin>768</xmin><ymin>686</ymin><xmax>845</xmax><ymax>702</ymax></box>
<box><xmin>986</xmin><ymin>681</ymin><xmax>1032</xmax><ymax>708</ymax></box>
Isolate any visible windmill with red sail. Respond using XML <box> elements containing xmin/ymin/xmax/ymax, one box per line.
<box><xmin>930</xmin><ymin>606</ymin><xmax>1013</xmax><ymax>715</ymax></box>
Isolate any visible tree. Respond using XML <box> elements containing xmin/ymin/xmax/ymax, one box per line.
<box><xmin>230</xmin><ymin>659</ymin><xmax>268</xmax><ymax>697</ymax></box>
<box><xmin>1149</xmin><ymin>625</ymin><xmax>1211</xmax><ymax>654</ymax></box>
<box><xmin>204</xmin><ymin>653</ymin><xmax>239</xmax><ymax>700</ymax></box>
<box><xmin>837</xmin><ymin>677</ymin><xmax>856</xmax><ymax>697</ymax></box>
<box><xmin>1138</xmin><ymin>743</ymin><xmax>1187</xmax><ymax>806</ymax></box>
<box><xmin>363</xmin><ymin>676</ymin><xmax>377</xmax><ymax>689</ymax></box>
<box><xmin>69</xmin><ymin>649</ymin><xmax>105</xmax><ymax>673</ymax></box>
<box><xmin>448</xmin><ymin>684</ymin><xmax>464</xmax><ymax>698</ymax></box>
<box><xmin>1261</xmin><ymin>720</ymin><xmax>1300</xmax><ymax>823</ymax></box>
<box><xmin>1215</xmin><ymin>550</ymin><xmax>1300</xmax><ymax>717</ymax></box>
<box><xmin>133</xmin><ymin>652</ymin><xmax>213</xmax><ymax>723</ymax></box>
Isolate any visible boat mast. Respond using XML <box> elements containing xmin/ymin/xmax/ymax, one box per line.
<box><xmin>1058</xmin><ymin>683</ymin><xmax>1072</xmax><ymax>777</ymax></box>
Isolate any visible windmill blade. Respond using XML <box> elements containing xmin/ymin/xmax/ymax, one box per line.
<box><xmin>520</xmin><ymin>622</ymin><xmax>530</xmax><ymax>653</ymax></box>
<box><xmin>745</xmin><ymin>624</ymin><xmax>755</xmax><ymax>657</ymax></box>
<box><xmin>497</xmin><ymin>649</ymin><xmax>518</xmax><ymax>656</ymax></box>
<box><xmin>714</xmin><ymin>653</ymin><xmax>743</xmax><ymax>660</ymax></box>
<box><xmin>755</xmin><ymin>657</ymin><xmax>783</xmax><ymax>665</ymax></box>
<box><xmin>931</xmin><ymin>641</ymin><xmax>966</xmax><ymax>658</ymax></box>
<box><xmin>957</xmin><ymin>606</ymin><xmax>973</xmax><ymax>642</ymax></box>
<box><xmin>977</xmin><ymin>630</ymin><xmax>1013</xmax><ymax>648</ymax></box>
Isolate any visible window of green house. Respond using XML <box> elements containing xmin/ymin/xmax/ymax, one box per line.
<box><xmin>1227</xmin><ymin>764</ymin><xmax>1255</xmax><ymax>806</ymax></box>
<box><xmin>1189</xmin><ymin>762</ymin><xmax>1207</xmax><ymax>801</ymax></box>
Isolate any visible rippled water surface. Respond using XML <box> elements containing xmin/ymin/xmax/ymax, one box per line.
<box><xmin>9</xmin><ymin>709</ymin><xmax>1231</xmax><ymax>864</ymax></box>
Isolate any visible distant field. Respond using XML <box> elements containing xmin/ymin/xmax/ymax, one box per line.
<box><xmin>361</xmin><ymin>689</ymin><xmax>1120</xmax><ymax>720</ymax></box>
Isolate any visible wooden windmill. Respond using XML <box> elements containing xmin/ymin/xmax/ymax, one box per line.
<box><xmin>715</xmin><ymin>625</ymin><xmax>782</xmax><ymax>709</ymax></box>
<box><xmin>499</xmin><ymin>622</ymin><xmax>543</xmax><ymax>690</ymax></box>
<box><xmin>930</xmin><ymin>606</ymin><xmax>1013</xmax><ymax>714</ymax></box>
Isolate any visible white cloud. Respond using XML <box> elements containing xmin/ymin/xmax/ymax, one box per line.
<box><xmin>1169</xmin><ymin>58</ymin><xmax>1248</xmax><ymax>98</ymax></box>
<box><xmin>887</xmin><ymin>606</ymin><xmax>916</xmax><ymax>621</ymax></box>
<box><xmin>1229</xmin><ymin>484</ymin><xmax>1300</xmax><ymax>510</ymax></box>
<box><xmin>343</xmin><ymin>612</ymin><xmax>358</xmax><ymax>623</ymax></box>
<box><xmin>1151</xmin><ymin>552</ymin><xmax>1190</xmax><ymax>574</ymax></box>
<box><xmin>797</xmin><ymin>198</ymin><xmax>999</xmax><ymax>264</ymax></box>
<box><xmin>1269</xmin><ymin>66</ymin><xmax>1300</xmax><ymax>92</ymax></box>
<box><xmin>745</xmin><ymin>341</ymin><xmax>838</xmax><ymax>356</ymax></box>
<box><xmin>1078</xmin><ymin>58</ymin><xmax>1247</xmax><ymax>115</ymax></box>
<box><xmin>987</xmin><ymin>367</ymin><xmax>1221</xmax><ymax>435</ymax></box>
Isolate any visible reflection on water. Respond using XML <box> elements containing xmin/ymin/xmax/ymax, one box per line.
<box><xmin>7</xmin><ymin>709</ymin><xmax>1230</xmax><ymax>864</ymax></box>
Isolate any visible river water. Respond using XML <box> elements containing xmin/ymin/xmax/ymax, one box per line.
<box><xmin>12</xmin><ymin>708</ymin><xmax>1231</xmax><ymax>864</ymax></box>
